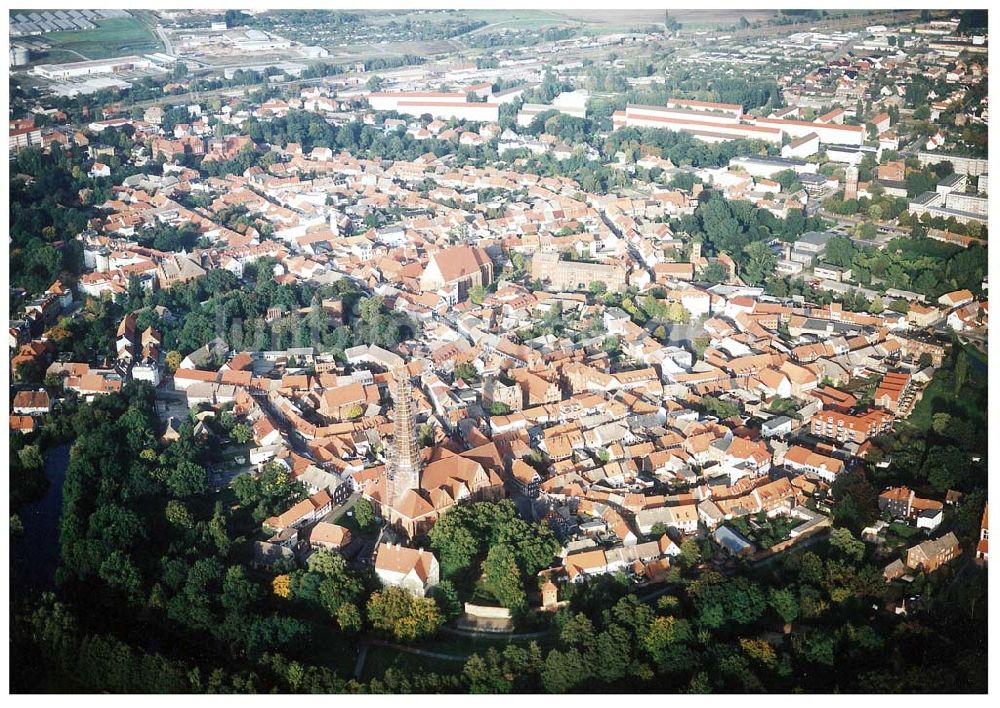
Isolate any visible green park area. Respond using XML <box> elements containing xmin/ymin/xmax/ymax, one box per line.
<box><xmin>907</xmin><ymin>342</ymin><xmax>987</xmax><ymax>433</ymax></box>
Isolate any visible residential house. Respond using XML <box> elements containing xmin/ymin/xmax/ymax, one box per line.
<box><xmin>264</xmin><ymin>489</ymin><xmax>333</xmax><ymax>532</ymax></box>
<box><xmin>309</xmin><ymin>522</ymin><xmax>353</xmax><ymax>552</ymax></box>
<box><xmin>905</xmin><ymin>531</ymin><xmax>960</xmax><ymax>573</ymax></box>
<box><xmin>975</xmin><ymin>504</ymin><xmax>988</xmax><ymax>564</ymax></box>
<box><xmin>12</xmin><ymin>389</ymin><xmax>51</xmax><ymax>416</ymax></box>
<box><xmin>373</xmin><ymin>543</ymin><xmax>440</xmax><ymax>597</ymax></box>
<box><xmin>782</xmin><ymin>445</ymin><xmax>844</xmax><ymax>483</ymax></box>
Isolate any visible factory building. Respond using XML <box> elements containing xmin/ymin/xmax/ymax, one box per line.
<box><xmin>611</xmin><ymin>97</ymin><xmax>865</xmax><ymax>148</ymax></box>
<box><xmin>33</xmin><ymin>55</ymin><xmax>154</xmax><ymax>80</ymax></box>
<box><xmin>368</xmin><ymin>91</ymin><xmax>470</xmax><ymax>112</ymax></box>
<box><xmin>613</xmin><ymin>103</ymin><xmax>783</xmax><ymax>144</ymax></box>
<box><xmin>366</xmin><ymin>92</ymin><xmax>498</xmax><ymax>122</ymax></box>
<box><xmin>751</xmin><ymin>116</ymin><xmax>864</xmax><ymax>146</ymax></box>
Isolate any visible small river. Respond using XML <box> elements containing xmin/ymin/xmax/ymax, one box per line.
<box><xmin>11</xmin><ymin>444</ymin><xmax>70</xmax><ymax>594</ymax></box>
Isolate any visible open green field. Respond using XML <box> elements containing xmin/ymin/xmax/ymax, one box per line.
<box><xmin>462</xmin><ymin>9</ymin><xmax>570</xmax><ymax>32</ymax></box>
<box><xmin>362</xmin><ymin>9</ymin><xmax>565</xmax><ymax>30</ymax></box>
<box><xmin>24</xmin><ymin>15</ymin><xmax>163</xmax><ymax>62</ymax></box>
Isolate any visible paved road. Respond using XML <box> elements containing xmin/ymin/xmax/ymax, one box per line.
<box><xmin>155</xmin><ymin>24</ymin><xmax>174</xmax><ymax>56</ymax></box>
<box><xmin>899</xmin><ymin>137</ymin><xmax>923</xmax><ymax>157</ymax></box>
<box><xmin>320</xmin><ymin>490</ymin><xmax>362</xmax><ymax>524</ymax></box>
<box><xmin>439</xmin><ymin>626</ymin><xmax>551</xmax><ymax>640</ymax></box>
<box><xmin>353</xmin><ymin>641</ymin><xmax>370</xmax><ymax>679</ymax></box>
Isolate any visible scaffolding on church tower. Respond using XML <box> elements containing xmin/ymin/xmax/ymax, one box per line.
<box><xmin>386</xmin><ymin>365</ymin><xmax>421</xmax><ymax>507</ymax></box>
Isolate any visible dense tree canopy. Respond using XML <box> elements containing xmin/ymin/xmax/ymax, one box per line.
<box><xmin>429</xmin><ymin>501</ymin><xmax>559</xmax><ymax>589</ymax></box>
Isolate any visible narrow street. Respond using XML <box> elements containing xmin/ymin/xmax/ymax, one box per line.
<box><xmin>320</xmin><ymin>490</ymin><xmax>363</xmax><ymax>524</ymax></box>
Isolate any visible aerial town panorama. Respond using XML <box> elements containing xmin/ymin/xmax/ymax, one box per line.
<box><xmin>6</xmin><ymin>5</ymin><xmax>991</xmax><ymax>697</ymax></box>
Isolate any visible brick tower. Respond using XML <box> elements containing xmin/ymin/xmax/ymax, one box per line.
<box><xmin>844</xmin><ymin>165</ymin><xmax>859</xmax><ymax>200</ymax></box>
<box><xmin>386</xmin><ymin>367</ymin><xmax>421</xmax><ymax>507</ymax></box>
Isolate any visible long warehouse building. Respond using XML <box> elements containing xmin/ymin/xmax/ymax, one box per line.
<box><xmin>613</xmin><ymin>103</ymin><xmax>783</xmax><ymax>144</ymax></box>
<box><xmin>368</xmin><ymin>91</ymin><xmax>499</xmax><ymax>122</ymax></box>
<box><xmin>613</xmin><ymin>99</ymin><xmax>865</xmax><ymax>146</ymax></box>
<box><xmin>33</xmin><ymin>55</ymin><xmax>154</xmax><ymax>80</ymax></box>
<box><xmin>367</xmin><ymin>91</ymin><xmax>470</xmax><ymax>111</ymax></box>
<box><xmin>752</xmin><ymin>116</ymin><xmax>864</xmax><ymax>146</ymax></box>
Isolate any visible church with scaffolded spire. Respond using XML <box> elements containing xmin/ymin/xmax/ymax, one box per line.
<box><xmin>362</xmin><ymin>365</ymin><xmax>506</xmax><ymax>540</ymax></box>
<box><xmin>385</xmin><ymin>367</ymin><xmax>421</xmax><ymax>507</ymax></box>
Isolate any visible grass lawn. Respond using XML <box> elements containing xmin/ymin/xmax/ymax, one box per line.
<box><xmin>417</xmin><ymin>630</ymin><xmax>555</xmax><ymax>658</ymax></box>
<box><xmin>880</xmin><ymin>521</ymin><xmax>922</xmax><ymax>552</ymax></box>
<box><xmin>360</xmin><ymin>644</ymin><xmax>463</xmax><ymax>681</ymax></box>
<box><xmin>31</xmin><ymin>16</ymin><xmax>163</xmax><ymax>61</ymax></box>
<box><xmin>469</xmin><ymin>580</ymin><xmax>500</xmax><ymax>607</ymax></box>
<box><xmin>883</xmin><ymin>522</ymin><xmax>920</xmax><ymax>554</ymax></box>
<box><xmin>889</xmin><ymin>521</ymin><xmax>920</xmax><ymax>540</ymax></box>
<box><xmin>908</xmin><ymin>375</ymin><xmax>962</xmax><ymax>431</ymax></box>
